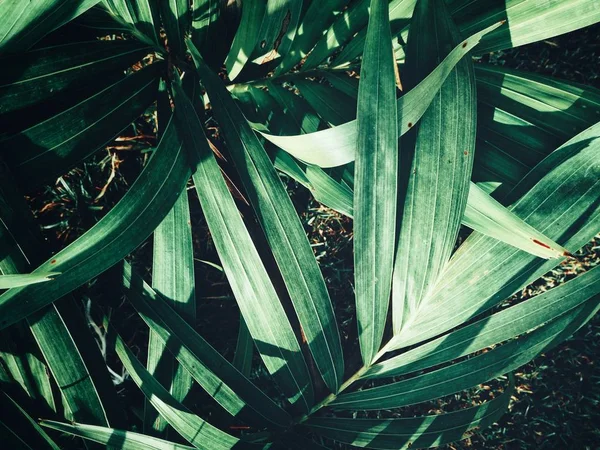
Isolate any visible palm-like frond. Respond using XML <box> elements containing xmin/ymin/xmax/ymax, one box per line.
<box><xmin>0</xmin><ymin>0</ymin><xmax>599</xmax><ymax>449</ymax></box>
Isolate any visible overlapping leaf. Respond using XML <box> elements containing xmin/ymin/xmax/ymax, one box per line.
<box><xmin>0</xmin><ymin>112</ymin><xmax>190</xmax><ymax>330</ymax></box>
<box><xmin>0</xmin><ymin>62</ymin><xmax>162</xmax><ymax>185</ymax></box>
<box><xmin>122</xmin><ymin>261</ymin><xmax>291</xmax><ymax>429</ymax></box>
<box><xmin>260</xmin><ymin>21</ymin><xmax>503</xmax><ymax>167</ymax></box>
<box><xmin>391</xmin><ymin>0</ymin><xmax>476</xmax><ymax>333</ymax></box>
<box><xmin>306</xmin><ymin>376</ymin><xmax>513</xmax><ymax>449</ymax></box>
<box><xmin>171</xmin><ymin>69</ymin><xmax>314</xmax><ymax>410</ymax></box>
<box><xmin>114</xmin><ymin>334</ymin><xmax>249</xmax><ymax>449</ymax></box>
<box><xmin>188</xmin><ymin>39</ymin><xmax>343</xmax><ymax>395</ymax></box>
<box><xmin>0</xmin><ymin>0</ymin><xmax>101</xmax><ymax>53</ymax></box>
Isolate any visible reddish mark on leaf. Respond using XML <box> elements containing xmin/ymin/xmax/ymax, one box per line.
<box><xmin>50</xmin><ymin>259</ymin><xmax>57</xmax><ymax>264</ymax></box>
<box><xmin>532</xmin><ymin>239</ymin><xmax>551</xmax><ymax>250</ymax></box>
<box><xmin>464</xmin><ymin>151</ymin><xmax>469</xmax><ymax>156</ymax></box>
<box><xmin>563</xmin><ymin>250</ymin><xmax>575</xmax><ymax>258</ymax></box>
<box><xmin>462</xmin><ymin>41</ymin><xmax>468</xmax><ymax>48</ymax></box>
<box><xmin>407</xmin><ymin>122</ymin><xmax>413</xmax><ymax>128</ymax></box>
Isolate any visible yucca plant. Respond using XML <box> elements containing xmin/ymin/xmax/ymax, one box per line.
<box><xmin>0</xmin><ymin>0</ymin><xmax>599</xmax><ymax>448</ymax></box>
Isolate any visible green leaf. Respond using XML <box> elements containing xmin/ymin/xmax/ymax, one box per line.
<box><xmin>41</xmin><ymin>420</ymin><xmax>195</xmax><ymax>450</ymax></box>
<box><xmin>161</xmin><ymin>0</ymin><xmax>190</xmax><ymax>56</ymax></box>
<box><xmin>366</xmin><ymin>265</ymin><xmax>600</xmax><ymax>379</ymax></box>
<box><xmin>188</xmin><ymin>39</ymin><xmax>344</xmax><ymax>395</ymax></box>
<box><xmin>463</xmin><ymin>183</ymin><xmax>571</xmax><ymax>259</ymax></box>
<box><xmin>473</xmin><ymin>64</ymin><xmax>600</xmax><ymax>193</ymax></box>
<box><xmin>392</xmin><ymin>0</ymin><xmax>476</xmax><ymax>333</ymax></box>
<box><xmin>122</xmin><ymin>261</ymin><xmax>291</xmax><ymax>429</ymax></box>
<box><xmin>224</xmin><ymin>0</ymin><xmax>266</xmax><ymax>81</ymax></box>
<box><xmin>0</xmin><ymin>273</ymin><xmax>58</xmax><ymax>289</ymax></box>
<box><xmin>191</xmin><ymin>0</ymin><xmax>220</xmax><ymax>47</ymax></box>
<box><xmin>0</xmin><ymin>112</ymin><xmax>190</xmax><ymax>331</ymax></box>
<box><xmin>1</xmin><ymin>393</ymin><xmax>60</xmax><ymax>450</ymax></box>
<box><xmin>233</xmin><ymin>315</ymin><xmax>254</xmax><ymax>378</ymax></box>
<box><xmin>354</xmin><ymin>0</ymin><xmax>398</xmax><ymax>364</ymax></box>
<box><xmin>275</xmin><ymin>0</ymin><xmax>351</xmax><ymax>76</ymax></box>
<box><xmin>461</xmin><ymin>0</ymin><xmax>600</xmax><ymax>55</ymax></box>
<box><xmin>389</xmin><ymin>119</ymin><xmax>600</xmax><ymax>351</ymax></box>
<box><xmin>301</xmin><ymin>0</ymin><xmax>369</xmax><ymax>71</ymax></box>
<box><xmin>259</xmin><ymin>21</ymin><xmax>503</xmax><ymax>167</ymax></box>
<box><xmin>306</xmin><ymin>375</ymin><xmax>513</xmax><ymax>449</ymax></box>
<box><xmin>0</xmin><ymin>168</ymin><xmax>125</xmax><ymax>427</ymax></box>
<box><xmin>0</xmin><ymin>0</ymin><xmax>101</xmax><ymax>53</ymax></box>
<box><xmin>113</xmin><ymin>333</ymin><xmax>250</xmax><ymax>450</ymax></box>
<box><xmin>293</xmin><ymin>79</ymin><xmax>357</xmax><ymax>126</ymax></box>
<box><xmin>171</xmin><ymin>67</ymin><xmax>314</xmax><ymax>411</ymax></box>
<box><xmin>266</xmin><ymin>81</ymin><xmax>323</xmax><ymax>133</ymax></box>
<box><xmin>0</xmin><ymin>39</ymin><xmax>151</xmax><ymax>117</ymax></box>
<box><xmin>0</xmin><ymin>325</ymin><xmax>55</xmax><ymax>413</ymax></box>
<box><xmin>331</xmin><ymin>294</ymin><xmax>600</xmax><ymax>411</ymax></box>
<box><xmin>0</xmin><ymin>62</ymin><xmax>162</xmax><ymax>186</ymax></box>
<box><xmin>249</xmin><ymin>0</ymin><xmax>303</xmax><ymax>67</ymax></box>
<box><xmin>102</xmin><ymin>0</ymin><xmax>161</xmax><ymax>47</ymax></box>
<box><xmin>145</xmin><ymin>190</ymin><xmax>196</xmax><ymax>435</ymax></box>
<box><xmin>331</xmin><ymin>0</ymin><xmax>416</xmax><ymax>68</ymax></box>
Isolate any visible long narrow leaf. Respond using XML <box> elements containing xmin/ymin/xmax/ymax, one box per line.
<box><xmin>145</xmin><ymin>190</ymin><xmax>196</xmax><ymax>434</ymax></box>
<box><xmin>366</xmin><ymin>265</ymin><xmax>600</xmax><ymax>379</ymax></box>
<box><xmin>260</xmin><ymin>21</ymin><xmax>503</xmax><ymax>167</ymax></box>
<box><xmin>122</xmin><ymin>261</ymin><xmax>291</xmax><ymax>429</ymax></box>
<box><xmin>188</xmin><ymin>39</ymin><xmax>344</xmax><ymax>395</ymax></box>
<box><xmin>0</xmin><ymin>273</ymin><xmax>58</xmax><ymax>289</ymax></box>
<box><xmin>331</xmin><ymin>295</ymin><xmax>600</xmax><ymax>411</ymax></box>
<box><xmin>171</xmin><ymin>71</ymin><xmax>314</xmax><ymax>411</ymax></box>
<box><xmin>0</xmin><ymin>0</ymin><xmax>101</xmax><ymax>53</ymax></box>
<box><xmin>306</xmin><ymin>375</ymin><xmax>513</xmax><ymax>449</ymax></box>
<box><xmin>354</xmin><ymin>0</ymin><xmax>398</xmax><ymax>364</ymax></box>
<box><xmin>392</xmin><ymin>0</ymin><xmax>477</xmax><ymax>333</ymax></box>
<box><xmin>0</xmin><ymin>113</ymin><xmax>190</xmax><ymax>330</ymax></box>
<box><xmin>224</xmin><ymin>0</ymin><xmax>266</xmax><ymax>81</ymax></box>
<box><xmin>0</xmin><ymin>62</ymin><xmax>162</xmax><ymax>185</ymax></box>
<box><xmin>41</xmin><ymin>421</ymin><xmax>194</xmax><ymax>450</ymax></box>
<box><xmin>114</xmin><ymin>334</ymin><xmax>249</xmax><ymax>450</ymax></box>
<box><xmin>0</xmin><ymin>39</ymin><xmax>151</xmax><ymax>116</ymax></box>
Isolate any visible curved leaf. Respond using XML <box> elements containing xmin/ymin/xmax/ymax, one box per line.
<box><xmin>306</xmin><ymin>375</ymin><xmax>513</xmax><ymax>449</ymax></box>
<box><xmin>171</xmin><ymin>71</ymin><xmax>314</xmax><ymax>411</ymax></box>
<box><xmin>41</xmin><ymin>420</ymin><xmax>194</xmax><ymax>450</ymax></box>
<box><xmin>391</xmin><ymin>0</ymin><xmax>476</xmax><ymax>333</ymax></box>
<box><xmin>260</xmin><ymin>21</ymin><xmax>503</xmax><ymax>167</ymax></box>
<box><xmin>0</xmin><ymin>0</ymin><xmax>101</xmax><ymax>53</ymax></box>
<box><xmin>0</xmin><ymin>62</ymin><xmax>162</xmax><ymax>186</ymax></box>
<box><xmin>0</xmin><ymin>113</ymin><xmax>190</xmax><ymax>330</ymax></box>
<box><xmin>0</xmin><ymin>39</ymin><xmax>151</xmax><ymax>116</ymax></box>
<box><xmin>188</xmin><ymin>39</ymin><xmax>344</xmax><ymax>395</ymax></box>
<box><xmin>114</xmin><ymin>334</ymin><xmax>250</xmax><ymax>450</ymax></box>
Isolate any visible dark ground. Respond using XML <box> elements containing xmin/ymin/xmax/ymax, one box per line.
<box><xmin>25</xmin><ymin>22</ymin><xmax>600</xmax><ymax>450</ymax></box>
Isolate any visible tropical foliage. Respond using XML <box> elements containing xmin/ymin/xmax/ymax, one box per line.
<box><xmin>0</xmin><ymin>0</ymin><xmax>599</xmax><ymax>448</ymax></box>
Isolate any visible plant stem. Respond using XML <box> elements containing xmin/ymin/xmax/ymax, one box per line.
<box><xmin>295</xmin><ymin>340</ymin><xmax>394</xmax><ymax>425</ymax></box>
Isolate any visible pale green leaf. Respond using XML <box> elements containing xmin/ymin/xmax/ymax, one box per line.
<box><xmin>354</xmin><ymin>0</ymin><xmax>398</xmax><ymax>364</ymax></box>
<box><xmin>259</xmin><ymin>21</ymin><xmax>503</xmax><ymax>167</ymax></box>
